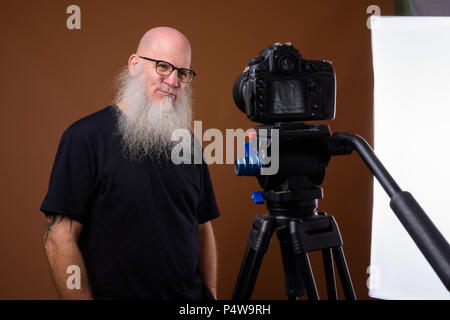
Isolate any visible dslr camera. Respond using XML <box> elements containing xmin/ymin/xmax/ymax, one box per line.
<box><xmin>233</xmin><ymin>42</ymin><xmax>336</xmax><ymax>123</ymax></box>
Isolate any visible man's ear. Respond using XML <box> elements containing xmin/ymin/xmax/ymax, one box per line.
<box><xmin>128</xmin><ymin>54</ymin><xmax>140</xmax><ymax>76</ymax></box>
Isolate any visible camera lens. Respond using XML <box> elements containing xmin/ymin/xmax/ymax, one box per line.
<box><xmin>232</xmin><ymin>73</ymin><xmax>247</xmax><ymax>113</ymax></box>
<box><xmin>278</xmin><ymin>55</ymin><xmax>297</xmax><ymax>73</ymax></box>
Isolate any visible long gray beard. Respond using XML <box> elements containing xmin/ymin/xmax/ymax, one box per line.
<box><xmin>112</xmin><ymin>64</ymin><xmax>192</xmax><ymax>161</ymax></box>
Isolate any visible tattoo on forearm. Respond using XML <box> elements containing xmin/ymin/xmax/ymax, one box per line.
<box><xmin>45</xmin><ymin>216</ymin><xmax>57</xmax><ymax>242</ymax></box>
<box><xmin>44</xmin><ymin>215</ymin><xmax>73</xmax><ymax>242</ymax></box>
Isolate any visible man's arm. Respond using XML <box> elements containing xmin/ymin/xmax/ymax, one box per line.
<box><xmin>198</xmin><ymin>221</ymin><xmax>218</xmax><ymax>299</ymax></box>
<box><xmin>43</xmin><ymin>214</ymin><xmax>93</xmax><ymax>299</ymax></box>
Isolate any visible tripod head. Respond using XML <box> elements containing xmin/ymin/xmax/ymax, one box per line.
<box><xmin>235</xmin><ymin>122</ymin><xmax>351</xmax><ymax>217</ymax></box>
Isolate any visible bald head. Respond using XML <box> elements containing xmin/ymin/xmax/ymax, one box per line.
<box><xmin>136</xmin><ymin>27</ymin><xmax>192</xmax><ymax>68</ymax></box>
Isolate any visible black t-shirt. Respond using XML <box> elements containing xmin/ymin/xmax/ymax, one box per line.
<box><xmin>40</xmin><ymin>105</ymin><xmax>220</xmax><ymax>300</ymax></box>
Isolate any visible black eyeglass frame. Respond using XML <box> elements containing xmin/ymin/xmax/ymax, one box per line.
<box><xmin>138</xmin><ymin>55</ymin><xmax>196</xmax><ymax>83</ymax></box>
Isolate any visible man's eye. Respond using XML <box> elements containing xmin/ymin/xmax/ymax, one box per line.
<box><xmin>158</xmin><ymin>63</ymin><xmax>170</xmax><ymax>71</ymax></box>
<box><xmin>179</xmin><ymin>71</ymin><xmax>188</xmax><ymax>79</ymax></box>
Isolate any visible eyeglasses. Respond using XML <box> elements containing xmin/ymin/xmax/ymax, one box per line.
<box><xmin>138</xmin><ymin>55</ymin><xmax>196</xmax><ymax>83</ymax></box>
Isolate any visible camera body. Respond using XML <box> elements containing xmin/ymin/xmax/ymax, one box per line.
<box><xmin>233</xmin><ymin>42</ymin><xmax>336</xmax><ymax>123</ymax></box>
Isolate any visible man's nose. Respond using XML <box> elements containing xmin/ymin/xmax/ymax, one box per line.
<box><xmin>164</xmin><ymin>70</ymin><xmax>180</xmax><ymax>87</ymax></box>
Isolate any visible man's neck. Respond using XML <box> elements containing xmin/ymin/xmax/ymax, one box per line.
<box><xmin>115</xmin><ymin>99</ymin><xmax>128</xmax><ymax>115</ymax></box>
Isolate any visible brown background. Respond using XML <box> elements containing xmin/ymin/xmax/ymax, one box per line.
<box><xmin>0</xmin><ymin>0</ymin><xmax>394</xmax><ymax>299</ymax></box>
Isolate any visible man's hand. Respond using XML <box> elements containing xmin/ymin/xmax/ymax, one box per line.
<box><xmin>44</xmin><ymin>214</ymin><xmax>93</xmax><ymax>299</ymax></box>
<box><xmin>198</xmin><ymin>221</ymin><xmax>218</xmax><ymax>299</ymax></box>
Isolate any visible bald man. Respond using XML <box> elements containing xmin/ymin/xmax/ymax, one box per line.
<box><xmin>41</xmin><ymin>27</ymin><xmax>220</xmax><ymax>300</ymax></box>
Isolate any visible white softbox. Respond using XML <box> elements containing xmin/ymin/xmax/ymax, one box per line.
<box><xmin>369</xmin><ymin>16</ymin><xmax>450</xmax><ymax>300</ymax></box>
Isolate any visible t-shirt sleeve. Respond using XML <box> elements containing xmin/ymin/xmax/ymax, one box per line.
<box><xmin>197</xmin><ymin>162</ymin><xmax>221</xmax><ymax>224</ymax></box>
<box><xmin>40</xmin><ymin>126</ymin><xmax>96</xmax><ymax>224</ymax></box>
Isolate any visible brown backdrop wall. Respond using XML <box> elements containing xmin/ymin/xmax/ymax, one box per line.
<box><xmin>0</xmin><ymin>0</ymin><xmax>394</xmax><ymax>299</ymax></box>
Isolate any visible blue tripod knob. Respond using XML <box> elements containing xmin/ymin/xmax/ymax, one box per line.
<box><xmin>251</xmin><ymin>191</ymin><xmax>265</xmax><ymax>204</ymax></box>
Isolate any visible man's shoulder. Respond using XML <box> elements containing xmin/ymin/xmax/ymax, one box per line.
<box><xmin>63</xmin><ymin>105</ymin><xmax>115</xmax><ymax>139</ymax></box>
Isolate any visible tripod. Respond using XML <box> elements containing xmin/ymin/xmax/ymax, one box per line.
<box><xmin>232</xmin><ymin>123</ymin><xmax>450</xmax><ymax>298</ymax></box>
<box><xmin>232</xmin><ymin>187</ymin><xmax>356</xmax><ymax>300</ymax></box>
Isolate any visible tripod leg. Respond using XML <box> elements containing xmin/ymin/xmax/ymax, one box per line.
<box><xmin>232</xmin><ymin>216</ymin><xmax>275</xmax><ymax>300</ymax></box>
<box><xmin>278</xmin><ymin>230</ymin><xmax>306</xmax><ymax>300</ymax></box>
<box><xmin>322</xmin><ymin>248</ymin><xmax>337</xmax><ymax>300</ymax></box>
<box><xmin>295</xmin><ymin>253</ymin><xmax>319</xmax><ymax>300</ymax></box>
<box><xmin>232</xmin><ymin>246</ymin><xmax>266</xmax><ymax>300</ymax></box>
<box><xmin>287</xmin><ymin>220</ymin><xmax>319</xmax><ymax>300</ymax></box>
<box><xmin>332</xmin><ymin>246</ymin><xmax>356</xmax><ymax>300</ymax></box>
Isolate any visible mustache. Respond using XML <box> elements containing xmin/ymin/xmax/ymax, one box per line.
<box><xmin>157</xmin><ymin>85</ymin><xmax>177</xmax><ymax>96</ymax></box>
